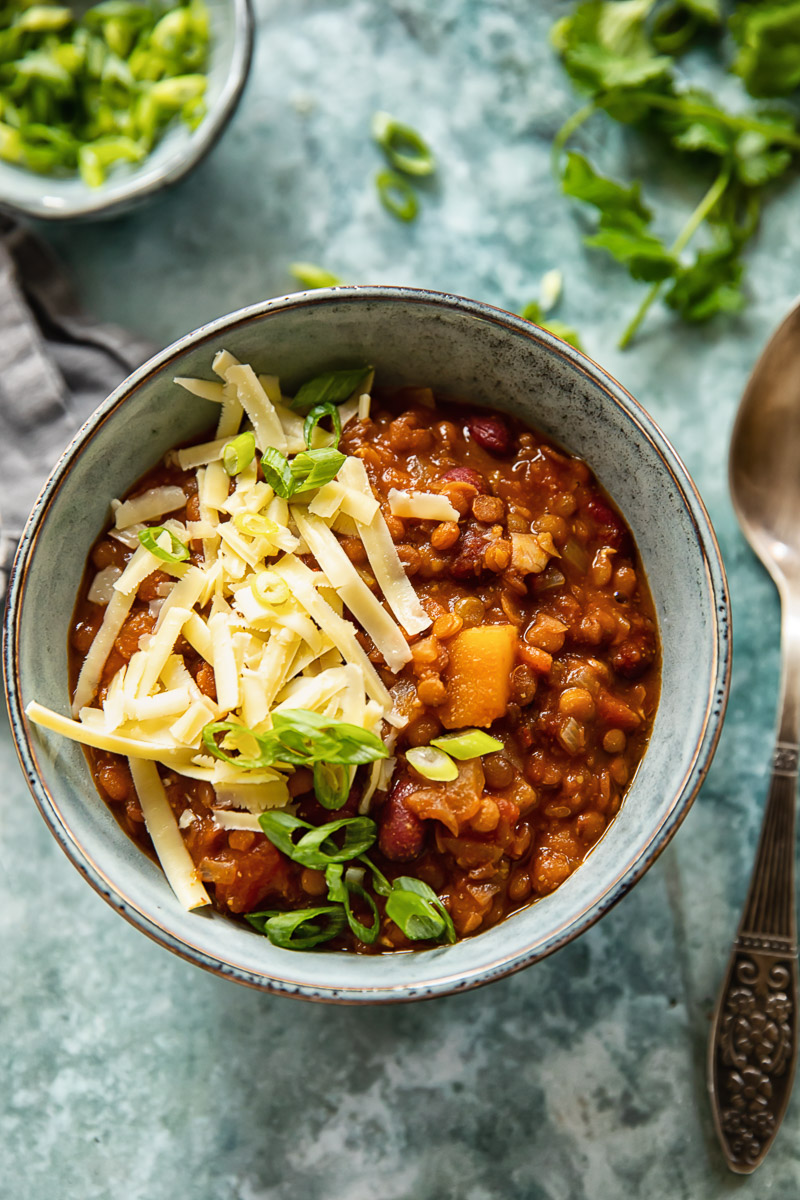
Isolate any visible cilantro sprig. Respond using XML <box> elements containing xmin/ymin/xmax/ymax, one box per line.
<box><xmin>551</xmin><ymin>0</ymin><xmax>800</xmax><ymax>347</ymax></box>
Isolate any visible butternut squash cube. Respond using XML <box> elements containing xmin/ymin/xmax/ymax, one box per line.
<box><xmin>439</xmin><ymin>624</ymin><xmax>518</xmax><ymax>729</ymax></box>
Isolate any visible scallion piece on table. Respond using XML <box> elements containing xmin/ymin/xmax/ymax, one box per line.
<box><xmin>289</xmin><ymin>262</ymin><xmax>342</xmax><ymax>289</ymax></box>
<box><xmin>138</xmin><ymin>525</ymin><xmax>189</xmax><ymax>563</ymax></box>
<box><xmin>430</xmin><ymin>729</ymin><xmax>504</xmax><ymax>760</ymax></box>
<box><xmin>372</xmin><ymin>111</ymin><xmax>435</xmax><ymax>177</ymax></box>
<box><xmin>223</xmin><ymin>431</ymin><xmax>256</xmax><ymax>476</ymax></box>
<box><xmin>375</xmin><ymin>168</ymin><xmax>418</xmax><ymax>221</ymax></box>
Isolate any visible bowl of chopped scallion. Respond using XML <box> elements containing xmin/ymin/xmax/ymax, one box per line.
<box><xmin>0</xmin><ymin>0</ymin><xmax>253</xmax><ymax>219</ymax></box>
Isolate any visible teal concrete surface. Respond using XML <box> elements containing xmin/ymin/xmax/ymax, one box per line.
<box><xmin>3</xmin><ymin>1</ymin><xmax>800</xmax><ymax>1195</ymax></box>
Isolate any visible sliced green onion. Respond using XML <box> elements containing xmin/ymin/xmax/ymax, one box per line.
<box><xmin>291</xmin><ymin>366</ymin><xmax>372</xmax><ymax>414</ymax></box>
<box><xmin>429</xmin><ymin>729</ymin><xmax>504</xmax><ymax>760</ymax></box>
<box><xmin>16</xmin><ymin>7</ymin><xmax>73</xmax><ymax>33</ymax></box>
<box><xmin>260</xmin><ymin>446</ymin><xmax>294</xmax><ymax>499</ymax></box>
<box><xmin>385</xmin><ymin>877</ymin><xmax>456</xmax><ymax>944</ymax></box>
<box><xmin>290</xmin><ymin>447</ymin><xmax>346</xmax><ymax>495</ymax></box>
<box><xmin>406</xmin><ymin>745</ymin><xmax>458</xmax><ymax>782</ymax></box>
<box><xmin>289</xmin><ymin>262</ymin><xmax>342</xmax><ymax>289</ymax></box>
<box><xmin>303</xmin><ymin>402</ymin><xmax>342</xmax><ymax>450</ymax></box>
<box><xmin>325</xmin><ymin>864</ymin><xmax>380</xmax><ymax>944</ymax></box>
<box><xmin>138</xmin><ymin>525</ymin><xmax>189</xmax><ymax>563</ymax></box>
<box><xmin>202</xmin><ymin>710</ymin><xmax>388</xmax><ymax>771</ymax></box>
<box><xmin>372</xmin><ymin>111</ymin><xmax>435</xmax><ymax>177</ymax></box>
<box><xmin>0</xmin><ymin>0</ymin><xmax>210</xmax><ymax>186</ymax></box>
<box><xmin>78</xmin><ymin>134</ymin><xmax>144</xmax><ymax>187</ymax></box>
<box><xmin>250</xmin><ymin>570</ymin><xmax>290</xmax><ymax>607</ymax></box>
<box><xmin>233</xmin><ymin>511</ymin><xmax>281</xmax><ymax>539</ymax></box>
<box><xmin>258</xmin><ymin>811</ymin><xmax>378</xmax><ymax>868</ymax></box>
<box><xmin>245</xmin><ymin>905</ymin><xmax>346</xmax><ymax>950</ymax></box>
<box><xmin>223</xmin><ymin>431</ymin><xmax>255</xmax><ymax>476</ymax></box>
<box><xmin>313</xmin><ymin>761</ymin><xmax>351</xmax><ymax>810</ymax></box>
<box><xmin>359</xmin><ymin>854</ymin><xmax>392</xmax><ymax>898</ymax></box>
<box><xmin>376</xmin><ymin>169</ymin><xmax>418</xmax><ymax>221</ymax></box>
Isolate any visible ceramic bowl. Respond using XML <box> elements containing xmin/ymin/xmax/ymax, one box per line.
<box><xmin>0</xmin><ymin>0</ymin><xmax>254</xmax><ymax>222</ymax></box>
<box><xmin>3</xmin><ymin>287</ymin><xmax>730</xmax><ymax>1003</ymax></box>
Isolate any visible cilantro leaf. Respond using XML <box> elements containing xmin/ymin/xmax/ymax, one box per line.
<box><xmin>551</xmin><ymin>0</ymin><xmax>672</xmax><ymax>96</ymax></box>
<box><xmin>560</xmin><ymin>152</ymin><xmax>678</xmax><ymax>282</ymax></box>
<box><xmin>730</xmin><ymin>2</ymin><xmax>800</xmax><ymax>98</ymax></box>
<box><xmin>652</xmin><ymin>0</ymin><xmax>720</xmax><ymax>56</ymax></box>
<box><xmin>584</xmin><ymin>224</ymin><xmax>678</xmax><ymax>281</ymax></box>
<box><xmin>562</xmin><ymin>151</ymin><xmax>651</xmax><ymax>224</ymax></box>
<box><xmin>664</xmin><ymin>241</ymin><xmax>745</xmax><ymax>322</ymax></box>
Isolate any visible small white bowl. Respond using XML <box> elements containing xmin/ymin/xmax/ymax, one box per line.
<box><xmin>0</xmin><ymin>0</ymin><xmax>254</xmax><ymax>222</ymax></box>
<box><xmin>3</xmin><ymin>287</ymin><xmax>730</xmax><ymax>1003</ymax></box>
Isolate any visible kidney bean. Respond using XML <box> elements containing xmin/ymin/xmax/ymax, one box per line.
<box><xmin>379</xmin><ymin>777</ymin><xmax>427</xmax><ymax>861</ymax></box>
<box><xmin>467</xmin><ymin>414</ymin><xmax>511</xmax><ymax>456</ymax></box>
<box><xmin>585</xmin><ymin>497</ymin><xmax>631</xmax><ymax>554</ymax></box>
<box><xmin>450</xmin><ymin>526</ymin><xmax>488</xmax><ymax>579</ymax></box>
<box><xmin>610</xmin><ymin>628</ymin><xmax>656</xmax><ymax>679</ymax></box>
<box><xmin>440</xmin><ymin>466</ymin><xmax>488</xmax><ymax>494</ymax></box>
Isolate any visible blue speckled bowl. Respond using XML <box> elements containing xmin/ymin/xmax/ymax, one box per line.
<box><xmin>0</xmin><ymin>0</ymin><xmax>253</xmax><ymax>222</ymax></box>
<box><xmin>3</xmin><ymin>287</ymin><xmax>730</xmax><ymax>1002</ymax></box>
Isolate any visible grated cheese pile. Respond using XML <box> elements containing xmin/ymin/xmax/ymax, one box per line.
<box><xmin>26</xmin><ymin>351</ymin><xmax>463</xmax><ymax>910</ymax></box>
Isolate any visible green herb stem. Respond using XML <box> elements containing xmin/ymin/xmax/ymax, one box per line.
<box><xmin>551</xmin><ymin>100</ymin><xmax>596</xmax><ymax>176</ymax></box>
<box><xmin>617</xmin><ymin>162</ymin><xmax>731</xmax><ymax>349</ymax></box>
<box><xmin>631</xmin><ymin>91</ymin><xmax>800</xmax><ymax>151</ymax></box>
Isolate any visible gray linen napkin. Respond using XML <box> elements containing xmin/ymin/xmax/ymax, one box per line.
<box><xmin>0</xmin><ymin>219</ymin><xmax>153</xmax><ymax>597</ymax></box>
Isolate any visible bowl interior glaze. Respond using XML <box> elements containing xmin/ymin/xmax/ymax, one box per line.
<box><xmin>4</xmin><ymin>288</ymin><xmax>730</xmax><ymax>1002</ymax></box>
<box><xmin>0</xmin><ymin>0</ymin><xmax>253</xmax><ymax>221</ymax></box>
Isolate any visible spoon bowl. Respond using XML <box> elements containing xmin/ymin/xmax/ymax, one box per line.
<box><xmin>730</xmin><ymin>301</ymin><xmax>800</xmax><ymax>589</ymax></box>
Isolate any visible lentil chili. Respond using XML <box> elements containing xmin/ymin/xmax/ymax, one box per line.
<box><xmin>69</xmin><ymin>386</ymin><xmax>659</xmax><ymax>950</ymax></box>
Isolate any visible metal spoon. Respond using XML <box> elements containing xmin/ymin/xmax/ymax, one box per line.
<box><xmin>709</xmin><ymin>302</ymin><xmax>800</xmax><ymax>1172</ymax></box>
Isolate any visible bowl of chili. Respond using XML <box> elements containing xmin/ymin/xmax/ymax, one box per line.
<box><xmin>3</xmin><ymin>286</ymin><xmax>730</xmax><ymax>1002</ymax></box>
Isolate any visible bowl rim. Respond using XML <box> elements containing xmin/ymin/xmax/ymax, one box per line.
<box><xmin>3</xmin><ymin>285</ymin><xmax>731</xmax><ymax>1002</ymax></box>
<box><xmin>0</xmin><ymin>0</ymin><xmax>255</xmax><ymax>222</ymax></box>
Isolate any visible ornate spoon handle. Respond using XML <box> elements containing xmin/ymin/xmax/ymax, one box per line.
<box><xmin>708</xmin><ymin>738</ymin><xmax>799</xmax><ymax>1173</ymax></box>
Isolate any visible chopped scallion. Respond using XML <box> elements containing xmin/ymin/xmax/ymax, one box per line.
<box><xmin>372</xmin><ymin>111</ymin><xmax>435</xmax><ymax>176</ymax></box>
<box><xmin>290</xmin><ymin>366</ymin><xmax>372</xmax><ymax>414</ymax></box>
<box><xmin>385</xmin><ymin>877</ymin><xmax>456</xmax><ymax>944</ymax></box>
<box><xmin>303</xmin><ymin>401</ymin><xmax>342</xmax><ymax>449</ymax></box>
<box><xmin>429</xmin><ymin>729</ymin><xmax>504</xmax><ymax>760</ymax></box>
<box><xmin>289</xmin><ymin>262</ymin><xmax>342</xmax><ymax>289</ymax></box>
<box><xmin>223</xmin><ymin>431</ymin><xmax>256</xmax><ymax>476</ymax></box>
<box><xmin>290</xmin><ymin>447</ymin><xmax>346</xmax><ymax>494</ymax></box>
<box><xmin>375</xmin><ymin>168</ymin><xmax>418</xmax><ymax>221</ymax></box>
<box><xmin>406</xmin><ymin>745</ymin><xmax>458</xmax><ymax>782</ymax></box>
<box><xmin>138</xmin><ymin>525</ymin><xmax>189</xmax><ymax>563</ymax></box>
<box><xmin>258</xmin><ymin>811</ymin><xmax>378</xmax><ymax>868</ymax></box>
<box><xmin>250</xmin><ymin>570</ymin><xmax>290</xmax><ymax>607</ymax></box>
<box><xmin>260</xmin><ymin>446</ymin><xmax>294</xmax><ymax>499</ymax></box>
<box><xmin>245</xmin><ymin>905</ymin><xmax>346</xmax><ymax>950</ymax></box>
